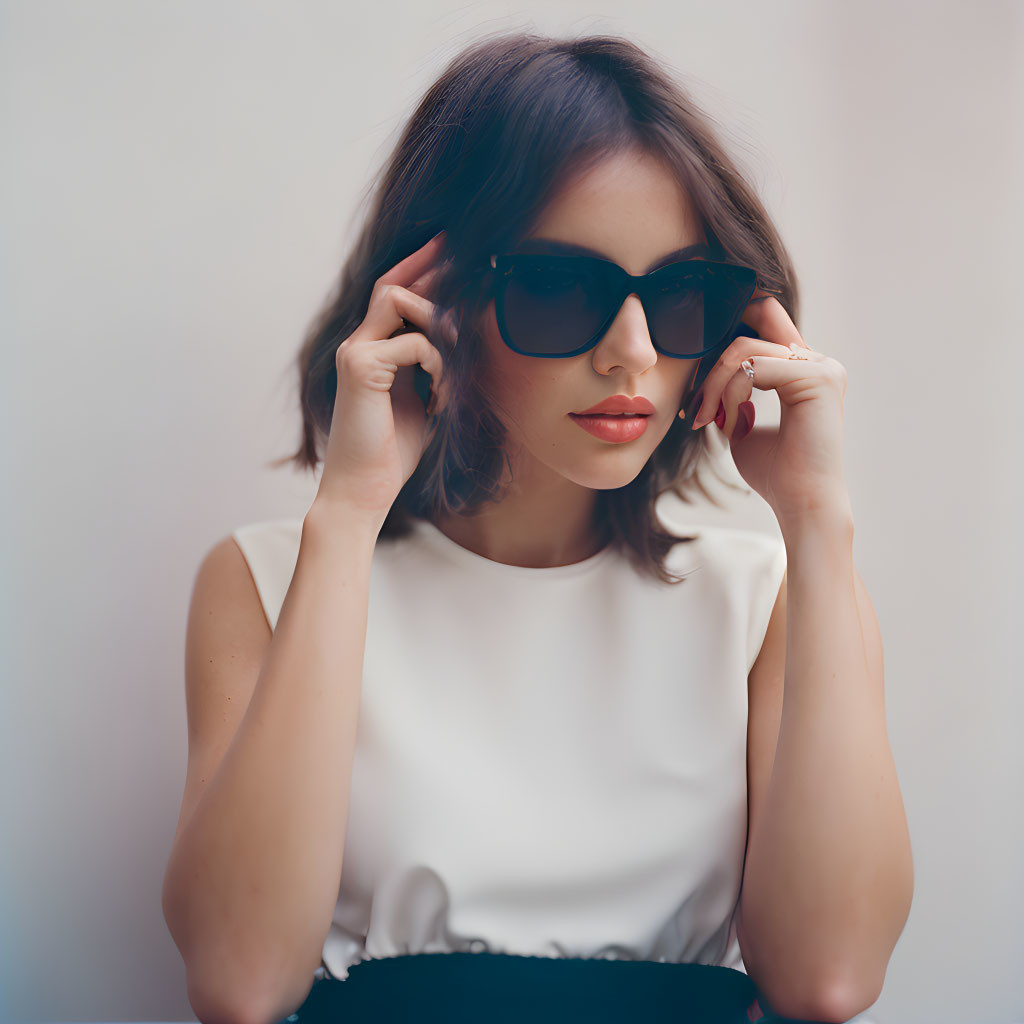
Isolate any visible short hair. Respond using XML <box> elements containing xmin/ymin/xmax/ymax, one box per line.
<box><xmin>269</xmin><ymin>28</ymin><xmax>801</xmax><ymax>584</ymax></box>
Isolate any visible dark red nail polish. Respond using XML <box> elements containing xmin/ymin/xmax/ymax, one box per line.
<box><xmin>715</xmin><ymin>400</ymin><xmax>726</xmax><ymax>430</ymax></box>
<box><xmin>734</xmin><ymin>401</ymin><xmax>755</xmax><ymax>442</ymax></box>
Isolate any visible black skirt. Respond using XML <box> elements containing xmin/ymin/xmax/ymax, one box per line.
<box><xmin>274</xmin><ymin>951</ymin><xmax>837</xmax><ymax>1023</ymax></box>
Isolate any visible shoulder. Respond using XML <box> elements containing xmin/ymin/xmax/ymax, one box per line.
<box><xmin>190</xmin><ymin>531</ymin><xmax>275</xmax><ymax>638</ymax></box>
<box><xmin>656</xmin><ymin>517</ymin><xmax>786</xmax><ymax>673</ymax></box>
<box><xmin>231</xmin><ymin>517</ymin><xmax>304</xmax><ymax>560</ymax></box>
<box><xmin>230</xmin><ymin>517</ymin><xmax>305</xmax><ymax>575</ymax></box>
<box><xmin>224</xmin><ymin>517</ymin><xmax>305</xmax><ymax>631</ymax></box>
<box><xmin>659</xmin><ymin>518</ymin><xmax>786</xmax><ymax>581</ymax></box>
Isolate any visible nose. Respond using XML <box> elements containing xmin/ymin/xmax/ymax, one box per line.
<box><xmin>590</xmin><ymin>293</ymin><xmax>658</xmax><ymax>375</ymax></box>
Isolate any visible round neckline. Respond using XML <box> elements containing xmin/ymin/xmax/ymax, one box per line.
<box><xmin>410</xmin><ymin>517</ymin><xmax>617</xmax><ymax>578</ymax></box>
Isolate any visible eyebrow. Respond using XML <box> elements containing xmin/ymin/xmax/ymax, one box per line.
<box><xmin>511</xmin><ymin>238</ymin><xmax>714</xmax><ymax>274</ymax></box>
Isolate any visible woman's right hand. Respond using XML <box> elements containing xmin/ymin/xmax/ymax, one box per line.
<box><xmin>314</xmin><ymin>231</ymin><xmax>453</xmax><ymax>526</ymax></box>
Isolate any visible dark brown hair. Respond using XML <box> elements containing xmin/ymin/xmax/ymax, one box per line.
<box><xmin>269</xmin><ymin>28</ymin><xmax>801</xmax><ymax>584</ymax></box>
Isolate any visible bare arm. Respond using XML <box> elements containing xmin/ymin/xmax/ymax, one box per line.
<box><xmin>162</xmin><ymin>502</ymin><xmax>379</xmax><ymax>1024</ymax></box>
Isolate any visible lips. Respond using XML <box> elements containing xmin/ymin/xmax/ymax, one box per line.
<box><xmin>572</xmin><ymin>395</ymin><xmax>656</xmax><ymax>416</ymax></box>
<box><xmin>568</xmin><ymin>412</ymin><xmax>650</xmax><ymax>443</ymax></box>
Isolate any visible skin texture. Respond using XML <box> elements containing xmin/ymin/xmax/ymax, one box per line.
<box><xmin>432</xmin><ymin>148</ymin><xmax>706</xmax><ymax>568</ymax></box>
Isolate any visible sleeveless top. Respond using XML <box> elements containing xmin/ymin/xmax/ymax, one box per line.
<box><xmin>231</xmin><ymin>512</ymin><xmax>787</xmax><ymax>984</ymax></box>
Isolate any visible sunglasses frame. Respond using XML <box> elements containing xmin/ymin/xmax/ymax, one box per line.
<box><xmin>488</xmin><ymin>251</ymin><xmax>759</xmax><ymax>359</ymax></box>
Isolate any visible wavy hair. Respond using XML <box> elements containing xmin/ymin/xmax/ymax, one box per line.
<box><xmin>269</xmin><ymin>28</ymin><xmax>801</xmax><ymax>584</ymax></box>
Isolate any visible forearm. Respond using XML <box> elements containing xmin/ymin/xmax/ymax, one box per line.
<box><xmin>163</xmin><ymin>504</ymin><xmax>378</xmax><ymax>1024</ymax></box>
<box><xmin>737</xmin><ymin>512</ymin><xmax>914</xmax><ymax>1020</ymax></box>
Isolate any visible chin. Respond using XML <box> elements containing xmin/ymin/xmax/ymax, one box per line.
<box><xmin>550</xmin><ymin>449</ymin><xmax>657</xmax><ymax>491</ymax></box>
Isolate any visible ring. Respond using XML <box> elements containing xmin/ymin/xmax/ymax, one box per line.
<box><xmin>740</xmin><ymin>358</ymin><xmax>755</xmax><ymax>381</ymax></box>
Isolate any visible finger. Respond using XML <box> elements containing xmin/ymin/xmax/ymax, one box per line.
<box><xmin>378</xmin><ymin>230</ymin><xmax>447</xmax><ymax>289</ymax></box>
<box><xmin>739</xmin><ymin>295</ymin><xmax>811</xmax><ymax>352</ymax></box>
<box><xmin>717</xmin><ymin>363</ymin><xmax>755</xmax><ymax>439</ymax></box>
<box><xmin>409</xmin><ymin>264</ymin><xmax>442</xmax><ymax>295</ymax></box>
<box><xmin>726</xmin><ymin>351</ymin><xmax>832</xmax><ymax>388</ymax></box>
<box><xmin>691</xmin><ymin>338</ymin><xmax>788</xmax><ymax>430</ymax></box>
<box><xmin>358</xmin><ymin>283</ymin><xmax>437</xmax><ymax>344</ymax></box>
<box><xmin>378</xmin><ymin>331</ymin><xmax>446</xmax><ymax>403</ymax></box>
<box><xmin>360</xmin><ymin>235</ymin><xmax>451</xmax><ymax>342</ymax></box>
<box><xmin>408</xmin><ymin>265</ymin><xmax>460</xmax><ymax>346</ymax></box>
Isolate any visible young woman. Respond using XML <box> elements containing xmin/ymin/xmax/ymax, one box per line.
<box><xmin>162</xmin><ymin>29</ymin><xmax>912</xmax><ymax>1024</ymax></box>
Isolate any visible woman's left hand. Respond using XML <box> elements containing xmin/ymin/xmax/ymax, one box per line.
<box><xmin>689</xmin><ymin>291</ymin><xmax>852</xmax><ymax>525</ymax></box>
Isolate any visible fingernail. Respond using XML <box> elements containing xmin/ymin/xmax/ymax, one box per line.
<box><xmin>688</xmin><ymin>388</ymin><xmax>705</xmax><ymax>430</ymax></box>
<box><xmin>733</xmin><ymin>401</ymin><xmax>755</xmax><ymax>442</ymax></box>
<box><xmin>714</xmin><ymin>400</ymin><xmax>726</xmax><ymax>430</ymax></box>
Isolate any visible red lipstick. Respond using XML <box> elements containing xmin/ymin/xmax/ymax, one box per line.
<box><xmin>568</xmin><ymin>394</ymin><xmax>654</xmax><ymax>443</ymax></box>
<box><xmin>572</xmin><ymin>395</ymin><xmax>656</xmax><ymax>416</ymax></box>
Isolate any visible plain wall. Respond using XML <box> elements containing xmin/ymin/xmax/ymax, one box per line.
<box><xmin>2</xmin><ymin>1</ymin><xmax>1021</xmax><ymax>1022</ymax></box>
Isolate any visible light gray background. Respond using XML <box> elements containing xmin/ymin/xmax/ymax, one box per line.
<box><xmin>2</xmin><ymin>2</ymin><xmax>1021</xmax><ymax>1023</ymax></box>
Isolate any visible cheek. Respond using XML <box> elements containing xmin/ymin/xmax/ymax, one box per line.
<box><xmin>480</xmin><ymin>304</ymin><xmax>567</xmax><ymax>424</ymax></box>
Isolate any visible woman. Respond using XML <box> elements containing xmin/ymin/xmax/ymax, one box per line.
<box><xmin>162</xmin><ymin>28</ymin><xmax>912</xmax><ymax>1024</ymax></box>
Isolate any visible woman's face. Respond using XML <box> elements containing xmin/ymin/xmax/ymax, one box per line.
<box><xmin>478</xmin><ymin>148</ymin><xmax>705</xmax><ymax>492</ymax></box>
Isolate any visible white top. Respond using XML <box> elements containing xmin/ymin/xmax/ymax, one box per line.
<box><xmin>231</xmin><ymin>511</ymin><xmax>787</xmax><ymax>983</ymax></box>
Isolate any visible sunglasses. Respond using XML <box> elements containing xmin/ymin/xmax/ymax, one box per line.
<box><xmin>489</xmin><ymin>252</ymin><xmax>760</xmax><ymax>359</ymax></box>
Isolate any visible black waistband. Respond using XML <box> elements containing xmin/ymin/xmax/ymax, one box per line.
<box><xmin>280</xmin><ymin>952</ymin><xmax>828</xmax><ymax>1023</ymax></box>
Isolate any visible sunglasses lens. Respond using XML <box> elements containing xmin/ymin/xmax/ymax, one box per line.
<box><xmin>503</xmin><ymin>264</ymin><xmax>607</xmax><ymax>355</ymax></box>
<box><xmin>647</xmin><ymin>264</ymin><xmax>745</xmax><ymax>356</ymax></box>
<box><xmin>499</xmin><ymin>259</ymin><xmax>751</xmax><ymax>356</ymax></box>
<box><xmin>647</xmin><ymin>270</ymin><xmax>707</xmax><ymax>356</ymax></box>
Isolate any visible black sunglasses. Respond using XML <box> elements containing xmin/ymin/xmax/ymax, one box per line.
<box><xmin>489</xmin><ymin>252</ymin><xmax>760</xmax><ymax>359</ymax></box>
